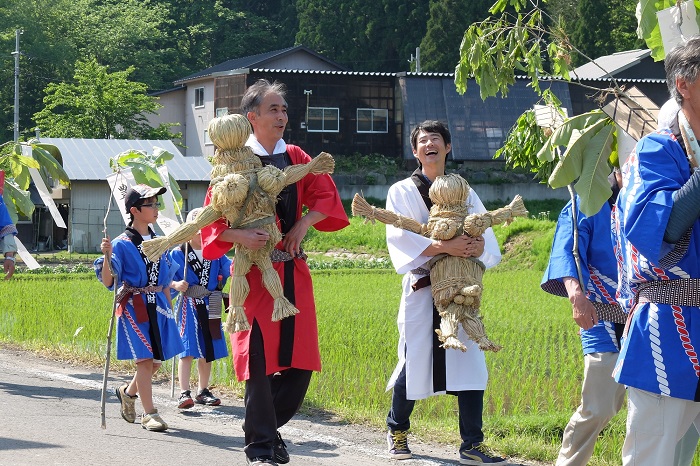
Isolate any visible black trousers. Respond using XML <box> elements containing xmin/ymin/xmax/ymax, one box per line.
<box><xmin>243</xmin><ymin>321</ymin><xmax>312</xmax><ymax>459</ymax></box>
<box><xmin>386</xmin><ymin>363</ymin><xmax>485</xmax><ymax>452</ymax></box>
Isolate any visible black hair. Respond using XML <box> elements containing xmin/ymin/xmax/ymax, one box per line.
<box><xmin>410</xmin><ymin>120</ymin><xmax>452</xmax><ymax>151</ymax></box>
<box><xmin>241</xmin><ymin>79</ymin><xmax>288</xmax><ymax>115</ymax></box>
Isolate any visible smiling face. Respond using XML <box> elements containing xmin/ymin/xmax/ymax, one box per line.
<box><xmin>412</xmin><ymin>129</ymin><xmax>451</xmax><ymax>176</ymax></box>
<box><xmin>247</xmin><ymin>91</ymin><xmax>288</xmax><ymax>150</ymax></box>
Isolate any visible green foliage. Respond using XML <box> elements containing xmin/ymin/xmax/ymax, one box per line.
<box><xmin>296</xmin><ymin>0</ymin><xmax>430</xmax><ymax>71</ymax></box>
<box><xmin>494</xmin><ymin>89</ymin><xmax>562</xmax><ymax>182</ymax></box>
<box><xmin>455</xmin><ymin>4</ymin><xmax>575</xmax><ymax>99</ymax></box>
<box><xmin>419</xmin><ymin>0</ymin><xmax>493</xmax><ymax>72</ymax></box>
<box><xmin>33</xmin><ymin>58</ymin><xmax>176</xmax><ymax>140</ymax></box>
<box><xmin>333</xmin><ymin>152</ymin><xmax>400</xmax><ymax>176</ymax></box>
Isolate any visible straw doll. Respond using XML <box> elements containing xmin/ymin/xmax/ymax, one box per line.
<box><xmin>352</xmin><ymin>173</ymin><xmax>527</xmax><ymax>352</ymax></box>
<box><xmin>142</xmin><ymin>113</ymin><xmax>335</xmax><ymax>333</ymax></box>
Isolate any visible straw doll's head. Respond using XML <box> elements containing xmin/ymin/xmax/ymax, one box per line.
<box><xmin>208</xmin><ymin>113</ymin><xmax>261</xmax><ymax>177</ymax></box>
<box><xmin>426</xmin><ymin>174</ymin><xmax>471</xmax><ymax>240</ymax></box>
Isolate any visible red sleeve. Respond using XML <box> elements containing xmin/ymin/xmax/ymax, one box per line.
<box><xmin>287</xmin><ymin>145</ymin><xmax>349</xmax><ymax>232</ymax></box>
<box><xmin>200</xmin><ymin>187</ymin><xmax>233</xmax><ymax>260</ymax></box>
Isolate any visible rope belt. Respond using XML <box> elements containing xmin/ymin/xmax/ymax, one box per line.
<box><xmin>592</xmin><ymin>302</ymin><xmax>626</xmax><ymax>324</ymax></box>
<box><xmin>115</xmin><ymin>284</ymin><xmax>163</xmax><ymax>304</ymax></box>
<box><xmin>270</xmin><ymin>248</ymin><xmax>307</xmax><ymax>262</ymax></box>
<box><xmin>411</xmin><ymin>267</ymin><xmax>431</xmax><ymax>292</ymax></box>
<box><xmin>635</xmin><ymin>279</ymin><xmax>700</xmax><ymax>307</ymax></box>
<box><xmin>183</xmin><ymin>285</ymin><xmax>224</xmax><ymax>319</ymax></box>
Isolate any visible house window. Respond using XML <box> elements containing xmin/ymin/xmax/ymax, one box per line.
<box><xmin>204</xmin><ymin>129</ymin><xmax>212</xmax><ymax>145</ymax></box>
<box><xmin>216</xmin><ymin>107</ymin><xmax>228</xmax><ymax>117</ymax></box>
<box><xmin>194</xmin><ymin>87</ymin><xmax>204</xmax><ymax>108</ymax></box>
<box><xmin>307</xmin><ymin>107</ymin><xmax>339</xmax><ymax>132</ymax></box>
<box><xmin>357</xmin><ymin>108</ymin><xmax>388</xmax><ymax>133</ymax></box>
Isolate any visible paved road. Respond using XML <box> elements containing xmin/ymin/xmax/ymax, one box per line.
<box><xmin>0</xmin><ymin>347</ymin><xmax>534</xmax><ymax>466</ymax></box>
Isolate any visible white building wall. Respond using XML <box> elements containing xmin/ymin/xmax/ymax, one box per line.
<box><xmin>186</xmin><ymin>80</ymin><xmax>217</xmax><ymax>158</ymax></box>
<box><xmin>148</xmin><ymin>90</ymin><xmax>186</xmax><ymax>145</ymax></box>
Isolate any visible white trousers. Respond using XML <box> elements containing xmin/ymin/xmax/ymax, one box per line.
<box><xmin>556</xmin><ymin>352</ymin><xmax>626</xmax><ymax>466</ymax></box>
<box><xmin>623</xmin><ymin>387</ymin><xmax>700</xmax><ymax>466</ymax></box>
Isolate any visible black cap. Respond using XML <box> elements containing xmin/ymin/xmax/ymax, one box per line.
<box><xmin>124</xmin><ymin>184</ymin><xmax>167</xmax><ymax>213</ymax></box>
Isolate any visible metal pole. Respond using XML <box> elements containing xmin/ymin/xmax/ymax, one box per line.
<box><xmin>415</xmin><ymin>46</ymin><xmax>421</xmax><ymax>73</ymax></box>
<box><xmin>12</xmin><ymin>29</ymin><xmax>22</xmax><ymax>142</ymax></box>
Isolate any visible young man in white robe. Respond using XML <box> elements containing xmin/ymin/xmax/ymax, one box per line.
<box><xmin>384</xmin><ymin>120</ymin><xmax>507</xmax><ymax>465</ymax></box>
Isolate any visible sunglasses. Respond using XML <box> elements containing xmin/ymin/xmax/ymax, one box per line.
<box><xmin>140</xmin><ymin>202</ymin><xmax>161</xmax><ymax>209</ymax></box>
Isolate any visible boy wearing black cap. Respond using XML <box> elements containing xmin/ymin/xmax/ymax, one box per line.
<box><xmin>95</xmin><ymin>184</ymin><xmax>184</xmax><ymax>431</ymax></box>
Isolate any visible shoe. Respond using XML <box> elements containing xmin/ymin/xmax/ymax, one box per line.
<box><xmin>273</xmin><ymin>431</ymin><xmax>290</xmax><ymax>464</ymax></box>
<box><xmin>387</xmin><ymin>430</ymin><xmax>412</xmax><ymax>460</ymax></box>
<box><xmin>246</xmin><ymin>456</ymin><xmax>278</xmax><ymax>466</ymax></box>
<box><xmin>115</xmin><ymin>384</ymin><xmax>137</xmax><ymax>423</ymax></box>
<box><xmin>459</xmin><ymin>443</ymin><xmax>507</xmax><ymax>465</ymax></box>
<box><xmin>141</xmin><ymin>409</ymin><xmax>168</xmax><ymax>432</ymax></box>
<box><xmin>178</xmin><ymin>390</ymin><xmax>194</xmax><ymax>409</ymax></box>
<box><xmin>194</xmin><ymin>388</ymin><xmax>221</xmax><ymax>406</ymax></box>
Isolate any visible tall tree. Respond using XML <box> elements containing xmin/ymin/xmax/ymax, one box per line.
<box><xmin>419</xmin><ymin>0</ymin><xmax>492</xmax><ymax>72</ymax></box>
<box><xmin>33</xmin><ymin>59</ymin><xmax>175</xmax><ymax>139</ymax></box>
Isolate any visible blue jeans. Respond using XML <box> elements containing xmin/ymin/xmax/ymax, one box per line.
<box><xmin>386</xmin><ymin>363</ymin><xmax>485</xmax><ymax>451</ymax></box>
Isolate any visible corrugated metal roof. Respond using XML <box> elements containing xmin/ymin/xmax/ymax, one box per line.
<box><xmin>175</xmin><ymin>45</ymin><xmax>348</xmax><ymax>84</ymax></box>
<box><xmin>572</xmin><ymin>49</ymin><xmax>651</xmax><ymax>79</ymax></box>
<box><xmin>251</xmin><ymin>68</ymin><xmax>396</xmax><ymax>76</ymax></box>
<box><xmin>40</xmin><ymin>138</ymin><xmax>212</xmax><ymax>182</ymax></box>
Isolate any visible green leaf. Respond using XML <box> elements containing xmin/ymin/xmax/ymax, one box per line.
<box><xmin>574</xmin><ymin>125</ymin><xmax>615</xmax><ymax>216</ymax></box>
<box><xmin>537</xmin><ymin>111</ymin><xmax>609</xmax><ymax>162</ymax></box>
<box><xmin>548</xmin><ymin>122</ymin><xmax>614</xmax><ymax>216</ymax></box>
<box><xmin>548</xmin><ymin>119</ymin><xmax>609</xmax><ymax>187</ymax></box>
<box><xmin>2</xmin><ymin>180</ymin><xmax>34</xmax><ymax>222</ymax></box>
<box><xmin>32</xmin><ymin>145</ymin><xmax>71</xmax><ymax>186</ymax></box>
<box><xmin>152</xmin><ymin>147</ymin><xmax>174</xmax><ymax>164</ymax></box>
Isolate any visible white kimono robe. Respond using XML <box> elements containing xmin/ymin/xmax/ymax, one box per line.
<box><xmin>385</xmin><ymin>177</ymin><xmax>502</xmax><ymax>400</ymax></box>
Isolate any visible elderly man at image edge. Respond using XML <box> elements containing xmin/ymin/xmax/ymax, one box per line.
<box><xmin>200</xmin><ymin>79</ymin><xmax>348</xmax><ymax>466</ymax></box>
<box><xmin>612</xmin><ymin>37</ymin><xmax>700</xmax><ymax>466</ymax></box>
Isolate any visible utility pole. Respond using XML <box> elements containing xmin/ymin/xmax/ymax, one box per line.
<box><xmin>415</xmin><ymin>46</ymin><xmax>421</xmax><ymax>73</ymax></box>
<box><xmin>12</xmin><ymin>29</ymin><xmax>22</xmax><ymax>142</ymax></box>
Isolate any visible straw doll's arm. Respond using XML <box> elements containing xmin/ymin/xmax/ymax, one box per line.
<box><xmin>463</xmin><ymin>194</ymin><xmax>528</xmax><ymax>237</ymax></box>
<box><xmin>256</xmin><ymin>152</ymin><xmax>336</xmax><ymax>199</ymax></box>
<box><xmin>351</xmin><ymin>193</ymin><xmax>426</xmax><ymax>235</ymax></box>
<box><xmin>141</xmin><ymin>205</ymin><xmax>223</xmax><ymax>262</ymax></box>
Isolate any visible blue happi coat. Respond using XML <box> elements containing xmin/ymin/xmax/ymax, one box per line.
<box><xmin>169</xmin><ymin>246</ymin><xmax>231</xmax><ymax>361</ymax></box>
<box><xmin>541</xmin><ymin>199</ymin><xmax>621</xmax><ymax>355</ymax></box>
<box><xmin>94</xmin><ymin>229</ymin><xmax>183</xmax><ymax>361</ymax></box>
<box><xmin>613</xmin><ymin>130</ymin><xmax>700</xmax><ymax>401</ymax></box>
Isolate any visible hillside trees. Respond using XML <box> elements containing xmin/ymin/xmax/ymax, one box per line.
<box><xmin>419</xmin><ymin>0</ymin><xmax>494</xmax><ymax>72</ymax></box>
<box><xmin>296</xmin><ymin>0</ymin><xmax>429</xmax><ymax>71</ymax></box>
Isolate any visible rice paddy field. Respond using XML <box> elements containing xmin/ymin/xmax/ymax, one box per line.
<box><xmin>2</xmin><ymin>199</ymin><xmax>698</xmax><ymax>465</ymax></box>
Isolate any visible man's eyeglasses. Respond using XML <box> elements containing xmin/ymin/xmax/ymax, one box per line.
<box><xmin>140</xmin><ymin>202</ymin><xmax>161</xmax><ymax>209</ymax></box>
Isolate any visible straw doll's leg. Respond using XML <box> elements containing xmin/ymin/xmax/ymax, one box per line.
<box><xmin>459</xmin><ymin>307</ymin><xmax>501</xmax><ymax>353</ymax></box>
<box><xmin>436</xmin><ymin>303</ymin><xmax>467</xmax><ymax>352</ymax></box>
<box><xmin>255</xmin><ymin>254</ymin><xmax>299</xmax><ymax>321</ymax></box>
<box><xmin>225</xmin><ymin>252</ymin><xmax>253</xmax><ymax>333</ymax></box>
